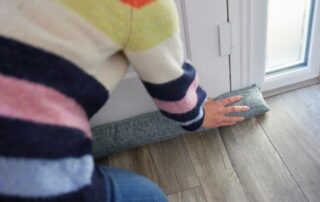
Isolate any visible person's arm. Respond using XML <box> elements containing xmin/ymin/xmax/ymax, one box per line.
<box><xmin>123</xmin><ymin>0</ymin><xmax>248</xmax><ymax>130</ymax></box>
<box><xmin>123</xmin><ymin>1</ymin><xmax>205</xmax><ymax>130</ymax></box>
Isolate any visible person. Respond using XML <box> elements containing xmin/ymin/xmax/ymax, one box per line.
<box><xmin>0</xmin><ymin>0</ymin><xmax>249</xmax><ymax>201</ymax></box>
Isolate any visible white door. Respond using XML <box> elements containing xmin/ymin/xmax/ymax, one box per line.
<box><xmin>90</xmin><ymin>0</ymin><xmax>231</xmax><ymax>127</ymax></box>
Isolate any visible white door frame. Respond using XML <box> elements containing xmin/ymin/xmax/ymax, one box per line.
<box><xmin>229</xmin><ymin>0</ymin><xmax>320</xmax><ymax>92</ymax></box>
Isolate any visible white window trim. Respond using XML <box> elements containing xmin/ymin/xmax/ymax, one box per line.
<box><xmin>229</xmin><ymin>0</ymin><xmax>320</xmax><ymax>92</ymax></box>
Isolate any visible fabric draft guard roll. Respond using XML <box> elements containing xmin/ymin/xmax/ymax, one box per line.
<box><xmin>214</xmin><ymin>84</ymin><xmax>270</xmax><ymax>119</ymax></box>
<box><xmin>92</xmin><ymin>84</ymin><xmax>270</xmax><ymax>159</ymax></box>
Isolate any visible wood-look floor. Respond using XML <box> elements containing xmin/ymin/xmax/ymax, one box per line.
<box><xmin>96</xmin><ymin>84</ymin><xmax>320</xmax><ymax>202</ymax></box>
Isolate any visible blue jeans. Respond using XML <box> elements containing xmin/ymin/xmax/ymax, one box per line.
<box><xmin>98</xmin><ymin>166</ymin><xmax>168</xmax><ymax>202</ymax></box>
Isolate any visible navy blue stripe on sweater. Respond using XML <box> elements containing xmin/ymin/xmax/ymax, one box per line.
<box><xmin>142</xmin><ymin>62</ymin><xmax>196</xmax><ymax>101</ymax></box>
<box><xmin>0</xmin><ymin>36</ymin><xmax>108</xmax><ymax>118</ymax></box>
<box><xmin>160</xmin><ymin>86</ymin><xmax>207</xmax><ymax>123</ymax></box>
<box><xmin>0</xmin><ymin>167</ymin><xmax>106</xmax><ymax>202</ymax></box>
<box><xmin>0</xmin><ymin>117</ymin><xmax>91</xmax><ymax>159</ymax></box>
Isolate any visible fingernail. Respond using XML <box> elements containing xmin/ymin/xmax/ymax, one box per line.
<box><xmin>245</xmin><ymin>106</ymin><xmax>250</xmax><ymax>110</ymax></box>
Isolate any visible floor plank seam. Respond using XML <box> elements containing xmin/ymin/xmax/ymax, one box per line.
<box><xmin>257</xmin><ymin>118</ymin><xmax>310</xmax><ymax>201</ymax></box>
<box><xmin>279</xmin><ymin>92</ymin><xmax>320</xmax><ymax>139</ymax></box>
<box><xmin>146</xmin><ymin>145</ymin><xmax>164</xmax><ymax>190</ymax></box>
<box><xmin>217</xmin><ymin>127</ymin><xmax>250</xmax><ymax>200</ymax></box>
<box><xmin>182</xmin><ymin>136</ymin><xmax>209</xmax><ymax>202</ymax></box>
<box><xmin>276</xmin><ymin>92</ymin><xmax>319</xmax><ymax>200</ymax></box>
<box><xmin>167</xmin><ymin>185</ymin><xmax>204</xmax><ymax>197</ymax></box>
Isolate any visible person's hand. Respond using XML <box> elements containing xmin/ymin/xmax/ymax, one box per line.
<box><xmin>201</xmin><ymin>95</ymin><xmax>249</xmax><ymax>128</ymax></box>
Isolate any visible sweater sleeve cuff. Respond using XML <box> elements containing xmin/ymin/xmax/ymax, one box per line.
<box><xmin>182</xmin><ymin>106</ymin><xmax>206</xmax><ymax>131</ymax></box>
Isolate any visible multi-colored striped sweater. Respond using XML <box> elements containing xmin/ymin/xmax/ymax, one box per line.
<box><xmin>0</xmin><ymin>0</ymin><xmax>207</xmax><ymax>201</ymax></box>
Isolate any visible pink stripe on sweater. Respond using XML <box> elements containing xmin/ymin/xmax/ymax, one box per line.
<box><xmin>0</xmin><ymin>74</ymin><xmax>92</xmax><ymax>138</ymax></box>
<box><xmin>153</xmin><ymin>76</ymin><xmax>199</xmax><ymax>114</ymax></box>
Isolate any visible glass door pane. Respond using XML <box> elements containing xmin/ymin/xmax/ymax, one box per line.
<box><xmin>266</xmin><ymin>0</ymin><xmax>314</xmax><ymax>73</ymax></box>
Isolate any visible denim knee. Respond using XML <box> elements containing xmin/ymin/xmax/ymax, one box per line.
<box><xmin>98</xmin><ymin>166</ymin><xmax>168</xmax><ymax>202</ymax></box>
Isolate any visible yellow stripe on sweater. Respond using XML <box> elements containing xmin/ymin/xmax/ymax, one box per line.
<box><xmin>56</xmin><ymin>0</ymin><xmax>178</xmax><ymax>51</ymax></box>
<box><xmin>128</xmin><ymin>0</ymin><xmax>179</xmax><ymax>51</ymax></box>
<box><xmin>57</xmin><ymin>0</ymin><xmax>130</xmax><ymax>47</ymax></box>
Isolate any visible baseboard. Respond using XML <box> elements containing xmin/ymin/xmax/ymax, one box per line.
<box><xmin>262</xmin><ymin>77</ymin><xmax>320</xmax><ymax>98</ymax></box>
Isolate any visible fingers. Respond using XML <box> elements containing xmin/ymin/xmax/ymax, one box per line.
<box><xmin>221</xmin><ymin>121</ymin><xmax>237</xmax><ymax>126</ymax></box>
<box><xmin>224</xmin><ymin>105</ymin><xmax>250</xmax><ymax>114</ymax></box>
<box><xmin>219</xmin><ymin>115</ymin><xmax>245</xmax><ymax>127</ymax></box>
<box><xmin>223</xmin><ymin>116</ymin><xmax>245</xmax><ymax>122</ymax></box>
<box><xmin>202</xmin><ymin>97</ymin><xmax>248</xmax><ymax>128</ymax></box>
<box><xmin>219</xmin><ymin>95</ymin><xmax>243</xmax><ymax>106</ymax></box>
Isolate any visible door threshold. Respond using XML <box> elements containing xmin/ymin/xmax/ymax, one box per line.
<box><xmin>263</xmin><ymin>77</ymin><xmax>320</xmax><ymax>98</ymax></box>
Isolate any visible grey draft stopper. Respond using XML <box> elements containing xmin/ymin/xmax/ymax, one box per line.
<box><xmin>214</xmin><ymin>84</ymin><xmax>270</xmax><ymax>119</ymax></box>
<box><xmin>92</xmin><ymin>84</ymin><xmax>270</xmax><ymax>159</ymax></box>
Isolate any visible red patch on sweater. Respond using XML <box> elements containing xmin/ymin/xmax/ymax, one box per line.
<box><xmin>121</xmin><ymin>0</ymin><xmax>155</xmax><ymax>9</ymax></box>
